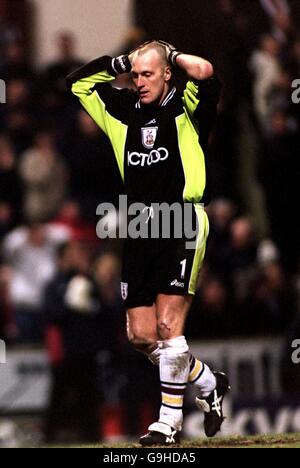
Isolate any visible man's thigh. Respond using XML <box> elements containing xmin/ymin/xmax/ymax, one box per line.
<box><xmin>154</xmin><ymin>205</ymin><xmax>209</xmax><ymax>298</ymax></box>
<box><xmin>122</xmin><ymin>238</ymin><xmax>156</xmax><ymax>308</ymax></box>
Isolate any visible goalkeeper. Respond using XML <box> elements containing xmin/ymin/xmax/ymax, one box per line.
<box><xmin>66</xmin><ymin>40</ymin><xmax>230</xmax><ymax>446</ymax></box>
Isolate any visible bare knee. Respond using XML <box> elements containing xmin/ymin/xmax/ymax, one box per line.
<box><xmin>157</xmin><ymin>317</ymin><xmax>176</xmax><ymax>341</ymax></box>
<box><xmin>157</xmin><ymin>295</ymin><xmax>192</xmax><ymax>341</ymax></box>
<box><xmin>126</xmin><ymin>306</ymin><xmax>157</xmax><ymax>355</ymax></box>
<box><xmin>128</xmin><ymin>331</ymin><xmax>157</xmax><ymax>355</ymax></box>
<box><xmin>157</xmin><ymin>304</ymin><xmax>179</xmax><ymax>340</ymax></box>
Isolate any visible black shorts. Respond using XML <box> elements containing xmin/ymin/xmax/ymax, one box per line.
<box><xmin>121</xmin><ymin>204</ymin><xmax>209</xmax><ymax>309</ymax></box>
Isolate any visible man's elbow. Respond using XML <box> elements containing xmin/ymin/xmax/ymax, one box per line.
<box><xmin>198</xmin><ymin>62</ymin><xmax>214</xmax><ymax>80</ymax></box>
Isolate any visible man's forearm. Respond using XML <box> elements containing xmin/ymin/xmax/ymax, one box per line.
<box><xmin>66</xmin><ymin>54</ymin><xmax>131</xmax><ymax>91</ymax></box>
<box><xmin>175</xmin><ymin>54</ymin><xmax>214</xmax><ymax>81</ymax></box>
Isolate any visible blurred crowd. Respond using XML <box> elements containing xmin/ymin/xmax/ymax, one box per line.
<box><xmin>0</xmin><ymin>0</ymin><xmax>299</xmax><ymax>442</ymax></box>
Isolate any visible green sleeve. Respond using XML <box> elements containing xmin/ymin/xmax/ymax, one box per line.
<box><xmin>67</xmin><ymin>59</ymin><xmax>130</xmax><ymax>182</ymax></box>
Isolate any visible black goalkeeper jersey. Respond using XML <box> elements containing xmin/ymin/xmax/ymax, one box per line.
<box><xmin>66</xmin><ymin>56</ymin><xmax>220</xmax><ymax>206</ymax></box>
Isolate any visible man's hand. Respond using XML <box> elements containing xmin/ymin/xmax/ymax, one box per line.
<box><xmin>157</xmin><ymin>40</ymin><xmax>180</xmax><ymax>65</ymax></box>
<box><xmin>111</xmin><ymin>55</ymin><xmax>132</xmax><ymax>74</ymax></box>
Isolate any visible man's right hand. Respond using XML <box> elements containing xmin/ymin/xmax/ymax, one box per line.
<box><xmin>111</xmin><ymin>55</ymin><xmax>132</xmax><ymax>74</ymax></box>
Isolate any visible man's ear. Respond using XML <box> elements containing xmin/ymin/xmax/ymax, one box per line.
<box><xmin>164</xmin><ymin>66</ymin><xmax>172</xmax><ymax>83</ymax></box>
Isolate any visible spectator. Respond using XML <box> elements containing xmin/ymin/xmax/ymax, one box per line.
<box><xmin>206</xmin><ymin>198</ymin><xmax>237</xmax><ymax>277</ymax></box>
<box><xmin>0</xmin><ymin>203</ymin><xmax>14</xmax><ymax>240</ymax></box>
<box><xmin>258</xmin><ymin>109</ymin><xmax>299</xmax><ymax>272</ymax></box>
<box><xmin>0</xmin><ymin>135</ymin><xmax>22</xmax><ymax>226</ymax></box>
<box><xmin>249</xmin><ymin>35</ymin><xmax>282</xmax><ymax>130</ymax></box>
<box><xmin>44</xmin><ymin>241</ymin><xmax>106</xmax><ymax>443</ymax></box>
<box><xmin>259</xmin><ymin>0</ymin><xmax>296</xmax><ymax>46</ymax></box>
<box><xmin>207</xmin><ymin>216</ymin><xmax>258</xmax><ymax>293</ymax></box>
<box><xmin>2</xmin><ymin>222</ymin><xmax>70</xmax><ymax>344</ymax></box>
<box><xmin>0</xmin><ymin>264</ymin><xmax>16</xmax><ymax>342</ymax></box>
<box><xmin>229</xmin><ymin>218</ymin><xmax>258</xmax><ymax>269</ymax></box>
<box><xmin>287</xmin><ymin>37</ymin><xmax>300</xmax><ymax>76</ymax></box>
<box><xmin>239</xmin><ymin>261</ymin><xmax>295</xmax><ymax>335</ymax></box>
<box><xmin>94</xmin><ymin>252</ymin><xmax>122</xmax><ymax>312</ymax></box>
<box><xmin>1</xmin><ymin>78</ymin><xmax>36</xmax><ymax>155</ymax></box>
<box><xmin>270</xmin><ymin>70</ymin><xmax>294</xmax><ymax>111</ymax></box>
<box><xmin>50</xmin><ymin>200</ymin><xmax>99</xmax><ymax>247</ymax></box>
<box><xmin>93</xmin><ymin>252</ymin><xmax>125</xmax><ymax>363</ymax></box>
<box><xmin>257</xmin><ymin>238</ymin><xmax>280</xmax><ymax>266</ymax></box>
<box><xmin>19</xmin><ymin>130</ymin><xmax>67</xmax><ymax>223</ymax></box>
<box><xmin>0</xmin><ymin>18</ymin><xmax>22</xmax><ymax>65</ymax></box>
<box><xmin>187</xmin><ymin>276</ymin><xmax>233</xmax><ymax>338</ymax></box>
<box><xmin>228</xmin><ymin>217</ymin><xmax>258</xmax><ymax>301</ymax></box>
<box><xmin>0</xmin><ymin>40</ymin><xmax>34</xmax><ymax>82</ymax></box>
<box><xmin>38</xmin><ymin>31</ymin><xmax>83</xmax><ymax>123</ymax></box>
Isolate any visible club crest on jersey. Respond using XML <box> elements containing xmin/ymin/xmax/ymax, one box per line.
<box><xmin>121</xmin><ymin>282</ymin><xmax>128</xmax><ymax>301</ymax></box>
<box><xmin>141</xmin><ymin>127</ymin><xmax>158</xmax><ymax>149</ymax></box>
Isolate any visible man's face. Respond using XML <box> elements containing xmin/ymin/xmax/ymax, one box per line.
<box><xmin>131</xmin><ymin>49</ymin><xmax>171</xmax><ymax>105</ymax></box>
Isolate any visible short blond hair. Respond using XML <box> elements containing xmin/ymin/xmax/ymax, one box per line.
<box><xmin>133</xmin><ymin>41</ymin><xmax>169</xmax><ymax>68</ymax></box>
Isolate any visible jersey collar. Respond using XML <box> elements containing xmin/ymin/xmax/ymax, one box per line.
<box><xmin>160</xmin><ymin>86</ymin><xmax>176</xmax><ymax>107</ymax></box>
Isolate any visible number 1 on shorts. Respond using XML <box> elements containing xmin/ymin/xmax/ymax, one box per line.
<box><xmin>180</xmin><ymin>259</ymin><xmax>187</xmax><ymax>279</ymax></box>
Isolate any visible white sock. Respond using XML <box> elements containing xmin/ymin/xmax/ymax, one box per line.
<box><xmin>158</xmin><ymin>336</ymin><xmax>189</xmax><ymax>431</ymax></box>
<box><xmin>190</xmin><ymin>359</ymin><xmax>216</xmax><ymax>398</ymax></box>
<box><xmin>149</xmin><ymin>347</ymin><xmax>216</xmax><ymax>398</ymax></box>
<box><xmin>148</xmin><ymin>346</ymin><xmax>162</xmax><ymax>365</ymax></box>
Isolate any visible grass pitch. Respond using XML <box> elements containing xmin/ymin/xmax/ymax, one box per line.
<box><xmin>71</xmin><ymin>433</ymin><xmax>300</xmax><ymax>449</ymax></box>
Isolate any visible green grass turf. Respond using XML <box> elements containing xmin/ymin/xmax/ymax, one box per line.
<box><xmin>50</xmin><ymin>433</ymin><xmax>300</xmax><ymax>449</ymax></box>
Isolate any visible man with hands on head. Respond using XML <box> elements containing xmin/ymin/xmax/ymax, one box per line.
<box><xmin>66</xmin><ymin>40</ymin><xmax>230</xmax><ymax>446</ymax></box>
